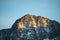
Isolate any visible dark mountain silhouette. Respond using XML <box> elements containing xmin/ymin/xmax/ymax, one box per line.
<box><xmin>0</xmin><ymin>14</ymin><xmax>60</xmax><ymax>40</ymax></box>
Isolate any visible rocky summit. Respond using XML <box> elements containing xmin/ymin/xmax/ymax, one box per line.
<box><xmin>0</xmin><ymin>14</ymin><xmax>60</xmax><ymax>40</ymax></box>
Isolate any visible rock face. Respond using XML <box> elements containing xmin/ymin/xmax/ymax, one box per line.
<box><xmin>0</xmin><ymin>14</ymin><xmax>60</xmax><ymax>40</ymax></box>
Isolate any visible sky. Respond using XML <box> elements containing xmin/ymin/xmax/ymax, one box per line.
<box><xmin>0</xmin><ymin>0</ymin><xmax>60</xmax><ymax>30</ymax></box>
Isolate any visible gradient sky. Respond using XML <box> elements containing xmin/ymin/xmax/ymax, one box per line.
<box><xmin>0</xmin><ymin>0</ymin><xmax>60</xmax><ymax>30</ymax></box>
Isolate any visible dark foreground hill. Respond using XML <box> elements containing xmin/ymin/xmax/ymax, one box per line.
<box><xmin>0</xmin><ymin>14</ymin><xmax>60</xmax><ymax>40</ymax></box>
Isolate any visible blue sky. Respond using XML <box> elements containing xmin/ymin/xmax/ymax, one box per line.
<box><xmin>0</xmin><ymin>0</ymin><xmax>60</xmax><ymax>30</ymax></box>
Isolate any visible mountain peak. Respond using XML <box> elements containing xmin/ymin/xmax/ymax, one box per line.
<box><xmin>25</xmin><ymin>14</ymin><xmax>32</xmax><ymax>16</ymax></box>
<box><xmin>12</xmin><ymin>14</ymin><xmax>53</xmax><ymax>30</ymax></box>
<box><xmin>0</xmin><ymin>14</ymin><xmax>60</xmax><ymax>40</ymax></box>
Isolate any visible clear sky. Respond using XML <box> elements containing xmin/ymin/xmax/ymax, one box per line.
<box><xmin>0</xmin><ymin>0</ymin><xmax>60</xmax><ymax>30</ymax></box>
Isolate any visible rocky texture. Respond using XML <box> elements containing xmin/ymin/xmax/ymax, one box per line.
<box><xmin>0</xmin><ymin>14</ymin><xmax>60</xmax><ymax>40</ymax></box>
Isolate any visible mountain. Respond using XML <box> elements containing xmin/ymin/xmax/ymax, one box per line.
<box><xmin>0</xmin><ymin>14</ymin><xmax>60</xmax><ymax>40</ymax></box>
